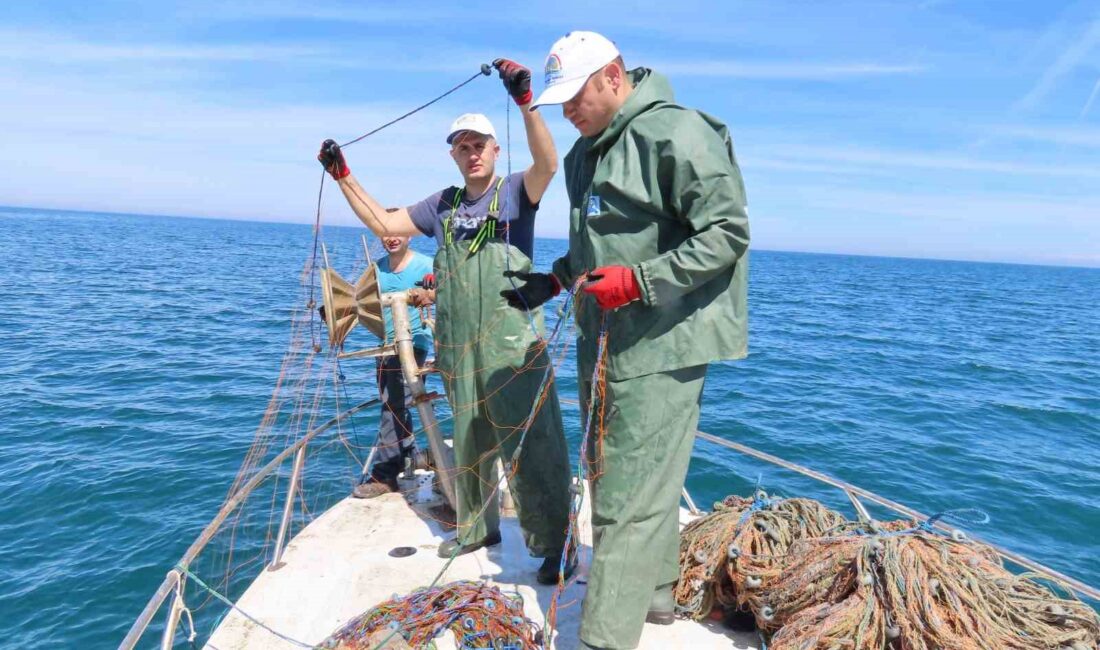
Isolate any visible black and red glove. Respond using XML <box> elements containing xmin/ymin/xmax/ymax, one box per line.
<box><xmin>492</xmin><ymin>58</ymin><xmax>533</xmax><ymax>106</ymax></box>
<box><xmin>581</xmin><ymin>266</ymin><xmax>641</xmax><ymax>310</ymax></box>
<box><xmin>416</xmin><ymin>273</ymin><xmax>436</xmax><ymax>290</ymax></box>
<box><xmin>318</xmin><ymin>139</ymin><xmax>350</xmax><ymax>180</ymax></box>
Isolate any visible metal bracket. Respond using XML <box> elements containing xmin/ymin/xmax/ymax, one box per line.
<box><xmin>339</xmin><ymin>344</ymin><xmax>396</xmax><ymax>360</ymax></box>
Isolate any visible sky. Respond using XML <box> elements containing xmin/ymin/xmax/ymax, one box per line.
<box><xmin>0</xmin><ymin>1</ymin><xmax>1098</xmax><ymax>267</ymax></box>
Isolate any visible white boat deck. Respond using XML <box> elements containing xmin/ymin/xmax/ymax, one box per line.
<box><xmin>206</xmin><ymin>475</ymin><xmax>759</xmax><ymax>649</ymax></box>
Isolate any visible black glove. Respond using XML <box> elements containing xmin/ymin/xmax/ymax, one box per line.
<box><xmin>492</xmin><ymin>58</ymin><xmax>532</xmax><ymax>106</ymax></box>
<box><xmin>500</xmin><ymin>270</ymin><xmax>561</xmax><ymax>311</ymax></box>
<box><xmin>318</xmin><ymin>139</ymin><xmax>350</xmax><ymax>180</ymax></box>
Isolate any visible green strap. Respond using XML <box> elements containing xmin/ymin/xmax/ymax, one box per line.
<box><xmin>444</xmin><ymin>177</ymin><xmax>505</xmax><ymax>252</ymax></box>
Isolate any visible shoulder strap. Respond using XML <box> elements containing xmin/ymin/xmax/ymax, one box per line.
<box><xmin>443</xmin><ymin>186</ymin><xmax>464</xmax><ymax>246</ymax></box>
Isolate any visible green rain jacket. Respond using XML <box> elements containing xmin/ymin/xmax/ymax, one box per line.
<box><xmin>551</xmin><ymin>67</ymin><xmax>750</xmax><ymax>380</ymax></box>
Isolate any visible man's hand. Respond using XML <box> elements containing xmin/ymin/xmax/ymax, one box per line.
<box><xmin>318</xmin><ymin>139</ymin><xmax>350</xmax><ymax>180</ymax></box>
<box><xmin>581</xmin><ymin>266</ymin><xmax>641</xmax><ymax>310</ymax></box>
<box><xmin>416</xmin><ymin>273</ymin><xmax>436</xmax><ymax>291</ymax></box>
<box><xmin>492</xmin><ymin>58</ymin><xmax>533</xmax><ymax>106</ymax></box>
<box><xmin>408</xmin><ymin>288</ymin><xmax>435</xmax><ymax>307</ymax></box>
<box><xmin>500</xmin><ymin>270</ymin><xmax>561</xmax><ymax>311</ymax></box>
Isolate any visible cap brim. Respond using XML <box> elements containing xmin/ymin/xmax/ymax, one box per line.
<box><xmin>446</xmin><ymin>129</ymin><xmax>494</xmax><ymax>144</ymax></box>
<box><xmin>530</xmin><ymin>77</ymin><xmax>587</xmax><ymax>109</ymax></box>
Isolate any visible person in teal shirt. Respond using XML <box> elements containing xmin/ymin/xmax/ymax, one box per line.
<box><xmin>353</xmin><ymin>235</ymin><xmax>435</xmax><ymax>498</ymax></box>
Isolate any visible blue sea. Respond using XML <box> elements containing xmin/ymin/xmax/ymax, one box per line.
<box><xmin>1</xmin><ymin>206</ymin><xmax>1097</xmax><ymax>648</ymax></box>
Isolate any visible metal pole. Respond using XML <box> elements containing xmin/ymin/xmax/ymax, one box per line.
<box><xmin>497</xmin><ymin>458</ymin><xmax>516</xmax><ymax>516</ymax></box>
<box><xmin>360</xmin><ymin>234</ymin><xmax>373</xmax><ymax>267</ymax></box>
<box><xmin>159</xmin><ymin>571</ymin><xmax>183</xmax><ymax>650</ymax></box>
<box><xmin>845</xmin><ymin>489</ymin><xmax>874</xmax><ymax>527</ymax></box>
<box><xmin>269</xmin><ymin>446</ymin><xmax>307</xmax><ymax>571</ymax></box>
<box><xmin>681</xmin><ymin>487</ymin><xmax>701</xmax><ymax>515</ymax></box>
<box><xmin>383</xmin><ymin>291</ymin><xmax>456</xmax><ymax>509</ymax></box>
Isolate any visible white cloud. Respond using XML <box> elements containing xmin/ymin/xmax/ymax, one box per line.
<box><xmin>758</xmin><ymin>143</ymin><xmax>1100</xmax><ymax>179</ymax></box>
<box><xmin>1081</xmin><ymin>77</ymin><xmax>1100</xmax><ymax>117</ymax></box>
<box><xmin>1016</xmin><ymin>19</ymin><xmax>1100</xmax><ymax>111</ymax></box>
<box><xmin>809</xmin><ymin>186</ymin><xmax>1099</xmax><ymax>225</ymax></box>
<box><xmin>0</xmin><ymin>29</ymin><xmax>498</xmax><ymax>75</ymax></box>
<box><xmin>654</xmin><ymin>61</ymin><xmax>925</xmax><ymax>80</ymax></box>
<box><xmin>989</xmin><ymin>124</ymin><xmax>1100</xmax><ymax>148</ymax></box>
<box><xmin>0</xmin><ymin>30</ymin><xmax>325</xmax><ymax>64</ymax></box>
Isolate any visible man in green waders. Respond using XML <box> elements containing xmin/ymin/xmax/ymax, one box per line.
<box><xmin>503</xmin><ymin>32</ymin><xmax>750</xmax><ymax>649</ymax></box>
<box><xmin>317</xmin><ymin>59</ymin><xmax>573</xmax><ymax>584</ymax></box>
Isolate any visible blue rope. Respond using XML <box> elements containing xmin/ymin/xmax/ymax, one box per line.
<box><xmin>924</xmin><ymin>508</ymin><xmax>991</xmax><ymax>528</ymax></box>
<box><xmin>862</xmin><ymin>508</ymin><xmax>990</xmax><ymax>540</ymax></box>
<box><xmin>737</xmin><ymin>490</ymin><xmax>777</xmax><ymax>526</ymax></box>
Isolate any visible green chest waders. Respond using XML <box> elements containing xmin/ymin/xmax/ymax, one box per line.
<box><xmin>432</xmin><ymin>180</ymin><xmax>571</xmax><ymax>557</ymax></box>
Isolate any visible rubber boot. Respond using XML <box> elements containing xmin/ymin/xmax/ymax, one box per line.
<box><xmin>645</xmin><ymin>582</ymin><xmax>676</xmax><ymax>625</ymax></box>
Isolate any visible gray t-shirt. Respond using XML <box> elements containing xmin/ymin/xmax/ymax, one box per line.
<box><xmin>407</xmin><ymin>172</ymin><xmax>538</xmax><ymax>260</ymax></box>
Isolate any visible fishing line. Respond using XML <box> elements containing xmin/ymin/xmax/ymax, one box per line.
<box><xmin>498</xmin><ymin>84</ymin><xmax>546</xmax><ymax>339</ymax></box>
<box><xmin>176</xmin><ymin>564</ymin><xmax>314</xmax><ymax>648</ymax></box>
<box><xmin>309</xmin><ymin>65</ymin><xmax>493</xmax><ymax>346</ymax></box>
<box><xmin>340</xmin><ymin>66</ymin><xmax>492</xmax><ymax>149</ymax></box>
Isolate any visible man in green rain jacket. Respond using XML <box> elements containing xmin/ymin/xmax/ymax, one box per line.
<box><xmin>504</xmin><ymin>32</ymin><xmax>749</xmax><ymax>649</ymax></box>
<box><xmin>317</xmin><ymin>58</ymin><xmax>573</xmax><ymax>585</ymax></box>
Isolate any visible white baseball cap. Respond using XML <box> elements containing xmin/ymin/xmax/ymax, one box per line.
<box><xmin>531</xmin><ymin>31</ymin><xmax>620</xmax><ymax>109</ymax></box>
<box><xmin>446</xmin><ymin>113</ymin><xmax>497</xmax><ymax>144</ymax></box>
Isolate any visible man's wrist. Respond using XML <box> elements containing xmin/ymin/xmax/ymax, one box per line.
<box><xmin>513</xmin><ymin>90</ymin><xmax>533</xmax><ymax>107</ymax></box>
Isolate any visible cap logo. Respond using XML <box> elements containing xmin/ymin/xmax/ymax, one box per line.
<box><xmin>545</xmin><ymin>53</ymin><xmax>563</xmax><ymax>86</ymax></box>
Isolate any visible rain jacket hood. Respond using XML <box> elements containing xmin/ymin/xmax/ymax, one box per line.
<box><xmin>590</xmin><ymin>67</ymin><xmax>674</xmax><ymax>150</ymax></box>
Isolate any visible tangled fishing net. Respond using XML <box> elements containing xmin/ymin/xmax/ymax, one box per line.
<box><xmin>677</xmin><ymin>493</ymin><xmax>1100</xmax><ymax>649</ymax></box>
<box><xmin>675</xmin><ymin>490</ymin><xmax>847</xmax><ymax>620</ymax></box>
<box><xmin>319</xmin><ymin>580</ymin><xmax>542</xmax><ymax>650</ymax></box>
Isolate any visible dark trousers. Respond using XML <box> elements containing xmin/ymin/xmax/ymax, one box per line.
<box><xmin>368</xmin><ymin>348</ymin><xmax>428</xmax><ymax>482</ymax></box>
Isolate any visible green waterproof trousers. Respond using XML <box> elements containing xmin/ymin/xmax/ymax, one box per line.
<box><xmin>433</xmin><ymin>240</ymin><xmax>571</xmax><ymax>557</ymax></box>
<box><xmin>579</xmin><ymin>364</ymin><xmax>708</xmax><ymax>649</ymax></box>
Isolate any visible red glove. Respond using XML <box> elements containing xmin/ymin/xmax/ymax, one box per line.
<box><xmin>318</xmin><ymin>139</ymin><xmax>350</xmax><ymax>180</ymax></box>
<box><xmin>582</xmin><ymin>266</ymin><xmax>641</xmax><ymax>310</ymax></box>
<box><xmin>492</xmin><ymin>58</ymin><xmax>533</xmax><ymax>106</ymax></box>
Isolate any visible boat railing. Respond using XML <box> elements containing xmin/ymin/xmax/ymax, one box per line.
<box><xmin>118</xmin><ymin>396</ymin><xmax>381</xmax><ymax>650</ymax></box>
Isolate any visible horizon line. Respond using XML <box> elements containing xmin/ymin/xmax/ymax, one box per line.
<box><xmin>2</xmin><ymin>203</ymin><xmax>1097</xmax><ymax>272</ymax></box>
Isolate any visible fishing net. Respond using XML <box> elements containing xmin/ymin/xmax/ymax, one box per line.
<box><xmin>676</xmin><ymin>493</ymin><xmax>1100</xmax><ymax>649</ymax></box>
<box><xmin>674</xmin><ymin>490</ymin><xmax>847</xmax><ymax>620</ymax></box>
<box><xmin>767</xmin><ymin>521</ymin><xmax>1100</xmax><ymax>649</ymax></box>
<box><xmin>319</xmin><ymin>580</ymin><xmax>542</xmax><ymax>650</ymax></box>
